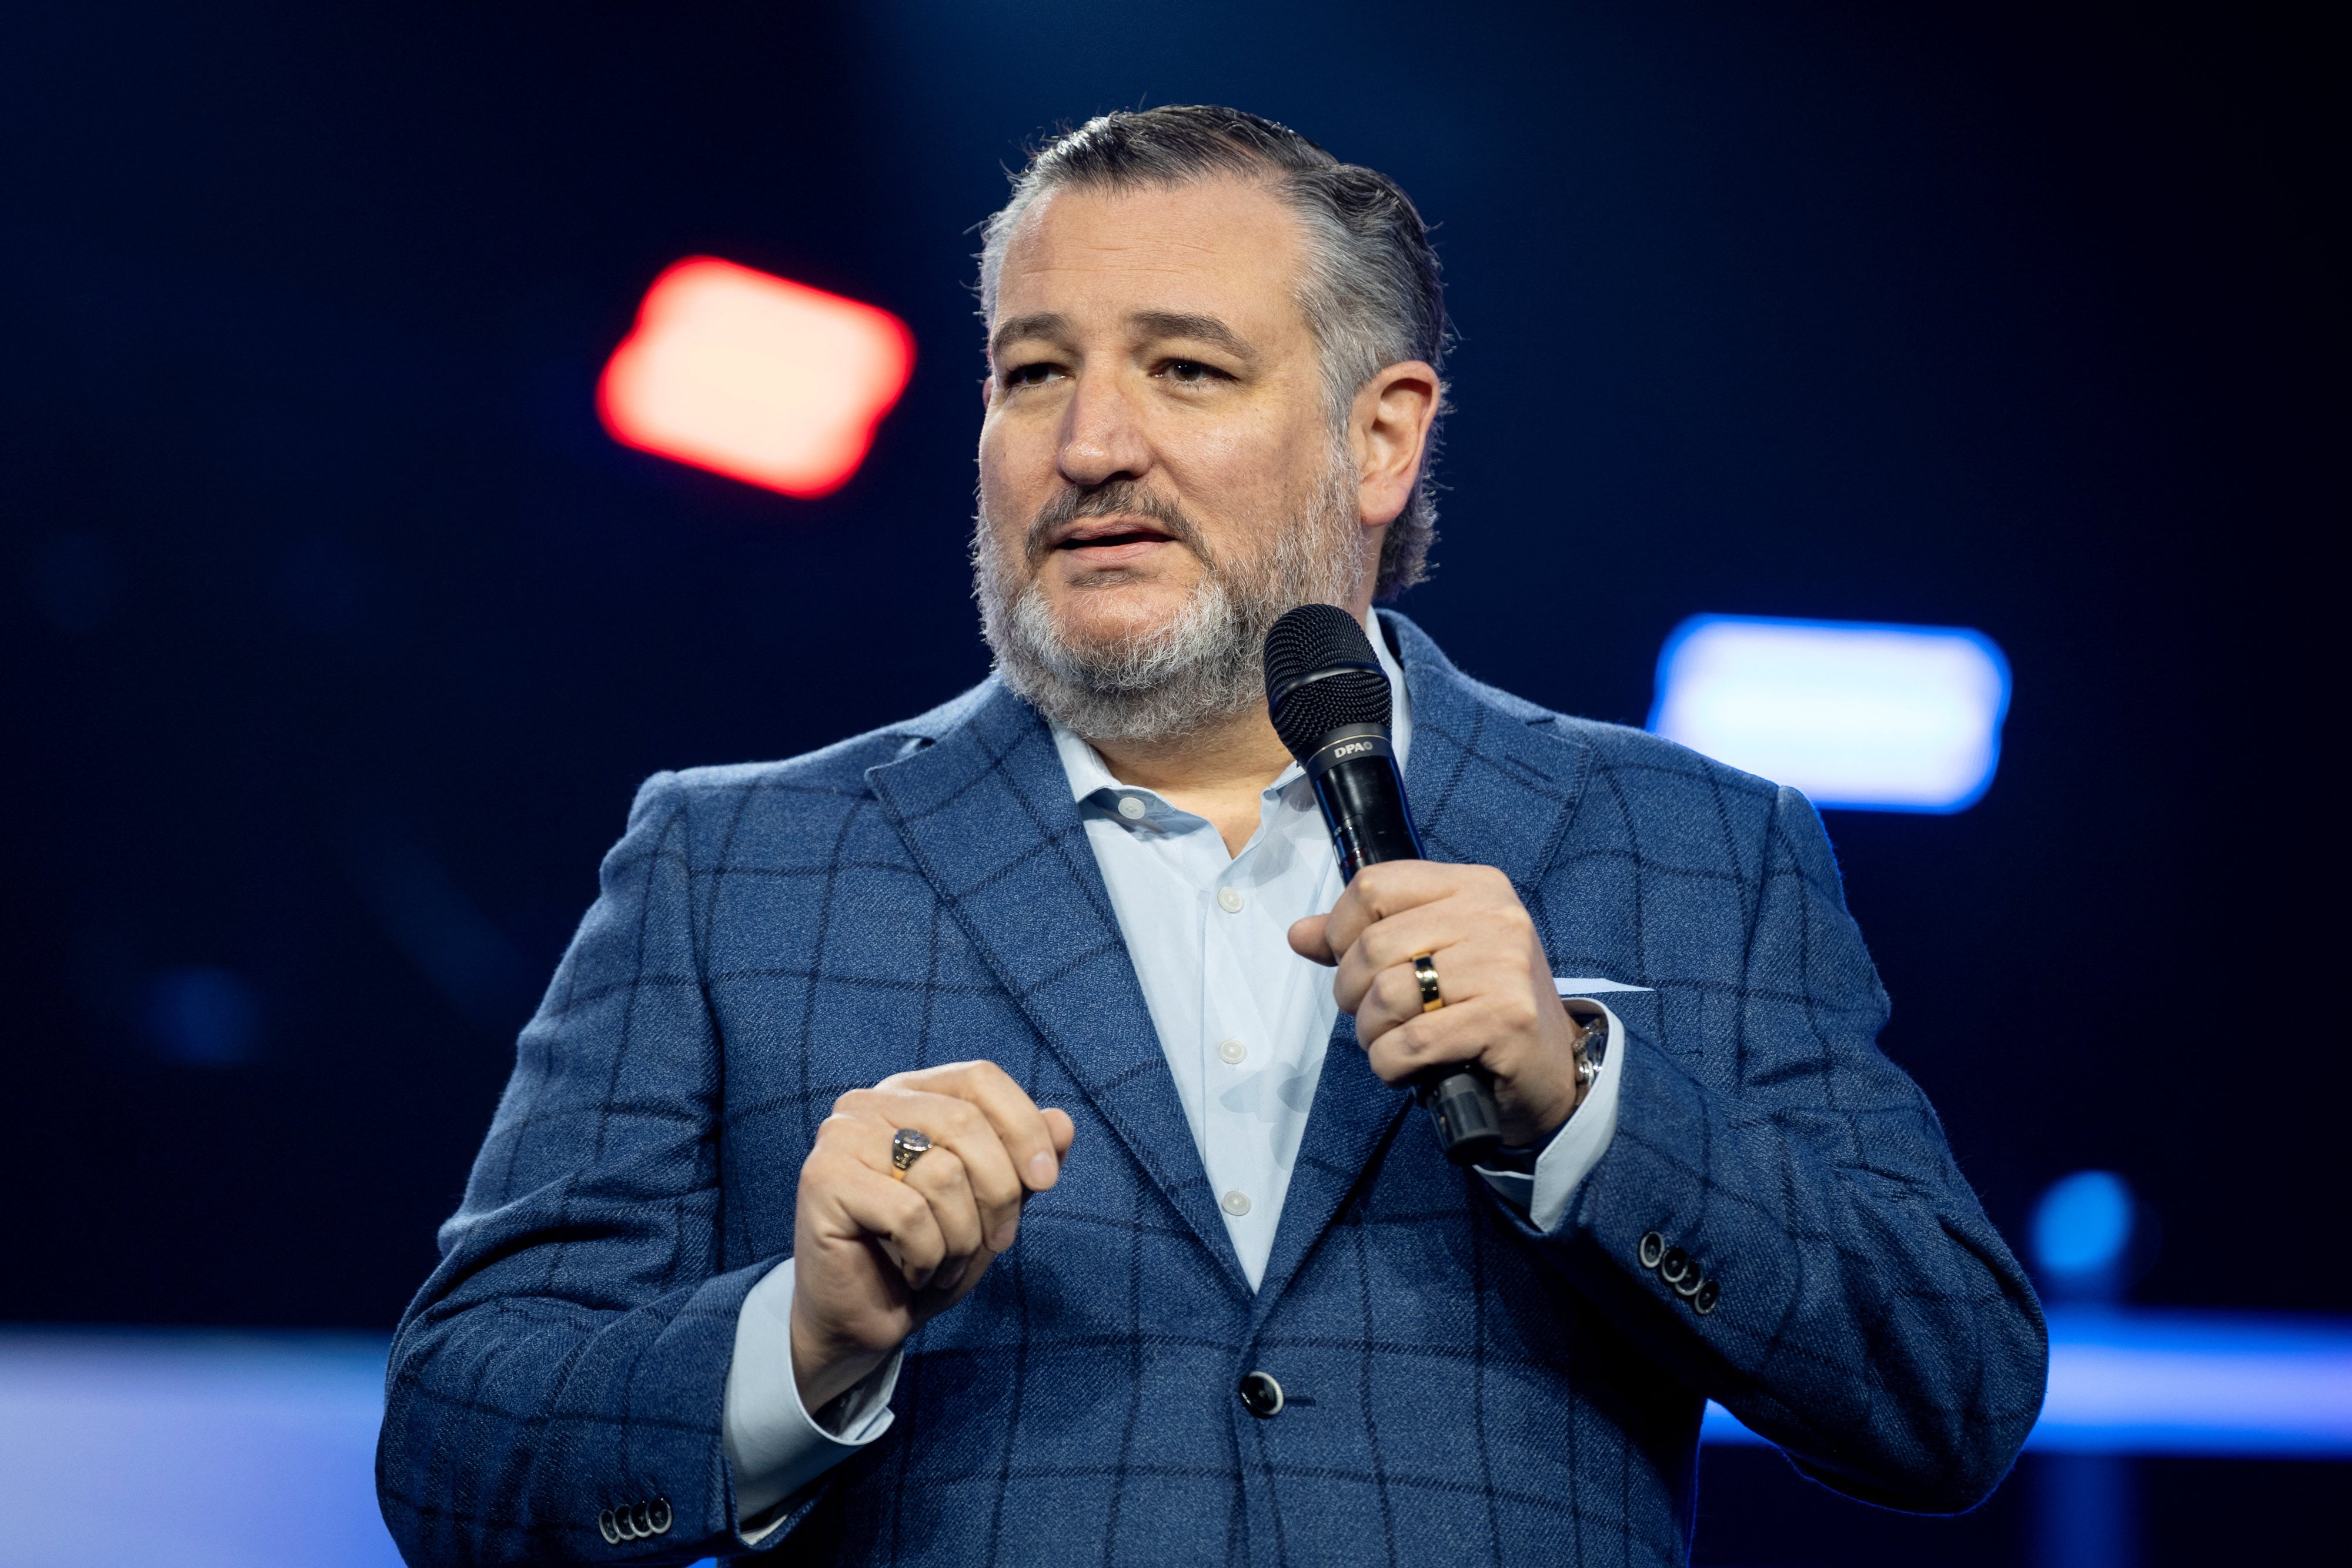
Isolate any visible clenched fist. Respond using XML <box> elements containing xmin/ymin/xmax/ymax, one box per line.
<box><xmin>790</xmin><ymin>1061</ymin><xmax>1075</xmax><ymax>1410</ymax></box>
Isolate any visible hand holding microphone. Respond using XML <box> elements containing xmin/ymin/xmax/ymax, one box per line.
<box><xmin>1265</xmin><ymin>606</ymin><xmax>1592</xmax><ymax>1162</ymax></box>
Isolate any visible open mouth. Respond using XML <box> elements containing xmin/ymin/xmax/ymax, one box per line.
<box><xmin>1053</xmin><ymin>519</ymin><xmax>1178</xmax><ymax>553</ymax></box>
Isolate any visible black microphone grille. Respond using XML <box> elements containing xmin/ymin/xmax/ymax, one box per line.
<box><xmin>1263</xmin><ymin>603</ymin><xmax>1392</xmax><ymax>761</ymax></box>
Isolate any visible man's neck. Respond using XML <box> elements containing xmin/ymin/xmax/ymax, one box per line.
<box><xmin>1084</xmin><ymin>707</ymin><xmax>1297</xmax><ymax>858</ymax></box>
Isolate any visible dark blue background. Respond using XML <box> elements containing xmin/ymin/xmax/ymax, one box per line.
<box><xmin>2</xmin><ymin>3</ymin><xmax>2336</xmax><ymax>1561</ymax></box>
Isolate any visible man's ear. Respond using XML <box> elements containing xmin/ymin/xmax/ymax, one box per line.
<box><xmin>1350</xmin><ymin>360</ymin><xmax>1441</xmax><ymax>527</ymax></box>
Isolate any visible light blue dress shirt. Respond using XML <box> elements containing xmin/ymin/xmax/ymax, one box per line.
<box><xmin>1050</xmin><ymin>677</ymin><xmax>1364</xmax><ymax>1289</ymax></box>
<box><xmin>720</xmin><ymin>617</ymin><xmax>1635</xmax><ymax>1530</ymax></box>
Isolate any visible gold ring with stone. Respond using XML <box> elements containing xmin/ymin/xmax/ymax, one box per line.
<box><xmin>890</xmin><ymin>1128</ymin><xmax>932</xmax><ymax>1179</ymax></box>
<box><xmin>1413</xmin><ymin>954</ymin><xmax>1444</xmax><ymax>1014</ymax></box>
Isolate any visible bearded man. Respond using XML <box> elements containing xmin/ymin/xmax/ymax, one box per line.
<box><xmin>379</xmin><ymin>106</ymin><xmax>2045</xmax><ymax>1566</ymax></box>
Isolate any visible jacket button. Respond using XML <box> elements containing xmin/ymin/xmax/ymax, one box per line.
<box><xmin>1639</xmin><ymin>1232</ymin><xmax>1665</xmax><ymax>1269</ymax></box>
<box><xmin>1693</xmin><ymin>1278</ymin><xmax>1720</xmax><ymax>1315</ymax></box>
<box><xmin>598</xmin><ymin>1508</ymin><xmax>620</xmax><ymax>1544</ymax></box>
<box><xmin>1238</xmin><ymin>1370</ymin><xmax>1285</xmax><ymax>1417</ymax></box>
<box><xmin>1673</xmin><ymin>1268</ymin><xmax>1705</xmax><ymax>1299</ymax></box>
<box><xmin>1659</xmin><ymin>1246</ymin><xmax>1692</xmax><ymax>1285</ymax></box>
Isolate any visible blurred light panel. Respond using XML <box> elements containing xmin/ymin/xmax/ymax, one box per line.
<box><xmin>1702</xmin><ymin>1309</ymin><xmax>2352</xmax><ymax>1455</ymax></box>
<box><xmin>3</xmin><ymin>1313</ymin><xmax>2343</xmax><ymax>1566</ymax></box>
<box><xmin>0</xmin><ymin>1332</ymin><xmax>402</xmax><ymax>1566</ymax></box>
<box><xmin>598</xmin><ymin>256</ymin><xmax>914</xmax><ymax>499</ymax></box>
<box><xmin>1648</xmin><ymin>615</ymin><xmax>2011</xmax><ymax>811</ymax></box>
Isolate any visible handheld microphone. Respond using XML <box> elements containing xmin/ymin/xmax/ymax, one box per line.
<box><xmin>1264</xmin><ymin>604</ymin><xmax>1506</xmax><ymax>1166</ymax></box>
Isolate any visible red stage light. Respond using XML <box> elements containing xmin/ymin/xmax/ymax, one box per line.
<box><xmin>597</xmin><ymin>258</ymin><xmax>915</xmax><ymax>499</ymax></box>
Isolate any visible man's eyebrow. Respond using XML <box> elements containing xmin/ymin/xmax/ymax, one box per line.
<box><xmin>1130</xmin><ymin>310</ymin><xmax>1257</xmax><ymax>362</ymax></box>
<box><xmin>989</xmin><ymin>312</ymin><xmax>1071</xmax><ymax>363</ymax></box>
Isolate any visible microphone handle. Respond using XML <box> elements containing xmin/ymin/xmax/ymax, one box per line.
<box><xmin>1305</xmin><ymin>733</ymin><xmax>1506</xmax><ymax>1166</ymax></box>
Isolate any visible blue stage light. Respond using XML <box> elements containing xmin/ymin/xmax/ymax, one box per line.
<box><xmin>1648</xmin><ymin>615</ymin><xmax>2011</xmax><ymax>812</ymax></box>
<box><xmin>143</xmin><ymin>964</ymin><xmax>262</xmax><ymax>1065</ymax></box>
<box><xmin>2033</xmin><ymin>1171</ymin><xmax>2136</xmax><ymax>1281</ymax></box>
<box><xmin>2</xmin><ymin>1315</ymin><xmax>2344</xmax><ymax>1567</ymax></box>
<box><xmin>1702</xmin><ymin>1309</ymin><xmax>2352</xmax><ymax>1455</ymax></box>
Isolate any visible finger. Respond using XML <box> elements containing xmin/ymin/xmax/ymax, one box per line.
<box><xmin>1324</xmin><ymin>861</ymin><xmax>1476</xmax><ymax>953</ymax></box>
<box><xmin>1041</xmin><ymin>1107</ymin><xmax>1077</xmax><ymax>1161</ymax></box>
<box><xmin>1353</xmin><ymin>945</ymin><xmax>1531</xmax><ymax>1047</ymax></box>
<box><xmin>1317</xmin><ymin>879</ymin><xmax>1376</xmax><ymax>964</ymax></box>
<box><xmin>1358</xmin><ymin>1004</ymin><xmax>1495</xmax><ymax>1085</ymax></box>
<box><xmin>896</xmin><ymin>1142</ymin><xmax>986</xmax><ymax>1268</ymax></box>
<box><xmin>853</xmin><ymin>1088</ymin><xmax>1025</xmax><ymax>1251</ymax></box>
<box><xmin>1287</xmin><ymin>913</ymin><xmax>1338</xmax><ymax>965</ymax></box>
<box><xmin>1331</xmin><ymin>904</ymin><xmax>1464</xmax><ymax>1015</ymax></box>
<box><xmin>824</xmin><ymin>1161</ymin><xmax>951</xmax><ymax>1289</ymax></box>
<box><xmin>906</xmin><ymin>1061</ymin><xmax>1065</xmax><ymax>1196</ymax></box>
<box><xmin>1348</xmin><ymin>889</ymin><xmax>1532</xmax><ymax>991</ymax></box>
<box><xmin>1347</xmin><ymin>957</ymin><xmax>1421</xmax><ymax>1045</ymax></box>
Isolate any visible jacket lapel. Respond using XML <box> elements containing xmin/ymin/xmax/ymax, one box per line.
<box><xmin>1250</xmin><ymin>613</ymin><xmax>1601</xmax><ymax>1315</ymax></box>
<box><xmin>864</xmin><ymin>681</ymin><xmax>1250</xmax><ymax>1296</ymax></box>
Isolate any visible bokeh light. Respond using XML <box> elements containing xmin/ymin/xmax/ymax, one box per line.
<box><xmin>2034</xmin><ymin>1169</ymin><xmax>2137</xmax><ymax>1285</ymax></box>
<box><xmin>597</xmin><ymin>256</ymin><xmax>915</xmax><ymax>499</ymax></box>
<box><xmin>143</xmin><ymin>965</ymin><xmax>262</xmax><ymax>1066</ymax></box>
<box><xmin>1648</xmin><ymin>616</ymin><xmax>2012</xmax><ymax>812</ymax></box>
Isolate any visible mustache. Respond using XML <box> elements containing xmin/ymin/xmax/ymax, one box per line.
<box><xmin>1024</xmin><ymin>481</ymin><xmax>1205</xmax><ymax>564</ymax></box>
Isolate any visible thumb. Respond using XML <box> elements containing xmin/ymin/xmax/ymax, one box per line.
<box><xmin>1288</xmin><ymin>914</ymin><xmax>1338</xmax><ymax>965</ymax></box>
<box><xmin>1043</xmin><ymin>1106</ymin><xmax>1077</xmax><ymax>1159</ymax></box>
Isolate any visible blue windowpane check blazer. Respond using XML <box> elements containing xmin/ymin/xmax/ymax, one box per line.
<box><xmin>378</xmin><ymin>613</ymin><xmax>2046</xmax><ymax>1566</ymax></box>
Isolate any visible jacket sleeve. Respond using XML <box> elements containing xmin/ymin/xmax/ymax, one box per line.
<box><xmin>377</xmin><ymin>774</ymin><xmax>795</xmax><ymax>1564</ymax></box>
<box><xmin>1522</xmin><ymin>785</ymin><xmax>2047</xmax><ymax>1513</ymax></box>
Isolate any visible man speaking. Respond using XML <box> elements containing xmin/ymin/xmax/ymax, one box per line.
<box><xmin>380</xmin><ymin>106</ymin><xmax>2045</xmax><ymax>1565</ymax></box>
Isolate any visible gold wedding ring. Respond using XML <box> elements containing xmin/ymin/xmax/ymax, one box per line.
<box><xmin>1412</xmin><ymin>954</ymin><xmax>1444</xmax><ymax>1014</ymax></box>
<box><xmin>889</xmin><ymin>1128</ymin><xmax>933</xmax><ymax>1179</ymax></box>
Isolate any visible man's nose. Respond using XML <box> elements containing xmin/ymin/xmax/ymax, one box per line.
<box><xmin>1055</xmin><ymin>370</ymin><xmax>1152</xmax><ymax>489</ymax></box>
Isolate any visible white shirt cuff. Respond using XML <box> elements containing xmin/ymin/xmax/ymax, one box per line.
<box><xmin>1473</xmin><ymin>992</ymin><xmax>1628</xmax><ymax>1233</ymax></box>
<box><xmin>723</xmin><ymin>1257</ymin><xmax>903</xmax><ymax>1538</ymax></box>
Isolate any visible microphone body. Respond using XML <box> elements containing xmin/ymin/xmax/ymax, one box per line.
<box><xmin>1299</xmin><ymin>726</ymin><xmax>1423</xmax><ymax>875</ymax></box>
<box><xmin>1265</xmin><ymin>607</ymin><xmax>1507</xmax><ymax>1166</ymax></box>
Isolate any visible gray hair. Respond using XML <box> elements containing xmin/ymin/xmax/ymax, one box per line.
<box><xmin>977</xmin><ymin>106</ymin><xmax>1450</xmax><ymax>600</ymax></box>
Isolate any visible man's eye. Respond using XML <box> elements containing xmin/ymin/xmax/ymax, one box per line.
<box><xmin>1003</xmin><ymin>363</ymin><xmax>1061</xmax><ymax>388</ymax></box>
<box><xmin>1163</xmin><ymin>359</ymin><xmax>1221</xmax><ymax>383</ymax></box>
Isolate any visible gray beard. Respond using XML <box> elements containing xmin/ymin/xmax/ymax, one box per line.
<box><xmin>973</xmin><ymin>449</ymin><xmax>1368</xmax><ymax>744</ymax></box>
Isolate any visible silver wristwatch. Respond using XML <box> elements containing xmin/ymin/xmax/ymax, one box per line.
<box><xmin>1571</xmin><ymin>1010</ymin><xmax>1608</xmax><ymax>1091</ymax></box>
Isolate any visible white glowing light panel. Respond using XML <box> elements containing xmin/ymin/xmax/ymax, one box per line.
<box><xmin>598</xmin><ymin>256</ymin><xmax>915</xmax><ymax>499</ymax></box>
<box><xmin>1648</xmin><ymin>615</ymin><xmax>2012</xmax><ymax>813</ymax></box>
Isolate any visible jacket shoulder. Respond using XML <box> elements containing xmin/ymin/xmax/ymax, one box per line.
<box><xmin>1543</xmin><ymin>711</ymin><xmax>1782</xmax><ymax>806</ymax></box>
<box><xmin>1444</xmin><ymin>663</ymin><xmax>1785</xmax><ymax>811</ymax></box>
<box><xmin>627</xmin><ymin>680</ymin><xmax>997</xmax><ymax>830</ymax></box>
<box><xmin>1384</xmin><ymin>608</ymin><xmax>1785</xmax><ymax>811</ymax></box>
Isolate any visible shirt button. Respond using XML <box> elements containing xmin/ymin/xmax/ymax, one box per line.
<box><xmin>1217</xmin><ymin>887</ymin><xmax>1245</xmax><ymax>914</ymax></box>
<box><xmin>1117</xmin><ymin>795</ymin><xmax>1147</xmax><ymax>821</ymax></box>
<box><xmin>1217</xmin><ymin>1037</ymin><xmax>1248</xmax><ymax>1065</ymax></box>
<box><xmin>1221</xmin><ymin>1189</ymin><xmax>1252</xmax><ymax>1216</ymax></box>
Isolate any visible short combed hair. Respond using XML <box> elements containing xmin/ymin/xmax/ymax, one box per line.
<box><xmin>978</xmin><ymin>106</ymin><xmax>1450</xmax><ymax>600</ymax></box>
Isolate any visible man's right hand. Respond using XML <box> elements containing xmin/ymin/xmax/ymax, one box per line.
<box><xmin>789</xmin><ymin>1061</ymin><xmax>1075</xmax><ymax>1413</ymax></box>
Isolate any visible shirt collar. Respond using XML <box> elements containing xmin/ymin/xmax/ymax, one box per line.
<box><xmin>1047</xmin><ymin>609</ymin><xmax>1412</xmax><ymax>804</ymax></box>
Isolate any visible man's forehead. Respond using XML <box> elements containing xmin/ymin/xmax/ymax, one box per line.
<box><xmin>991</xmin><ymin>177</ymin><xmax>1311</xmax><ymax>336</ymax></box>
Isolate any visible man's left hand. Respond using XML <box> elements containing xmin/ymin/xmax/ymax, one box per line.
<box><xmin>1289</xmin><ymin>862</ymin><xmax>1585</xmax><ymax>1147</ymax></box>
